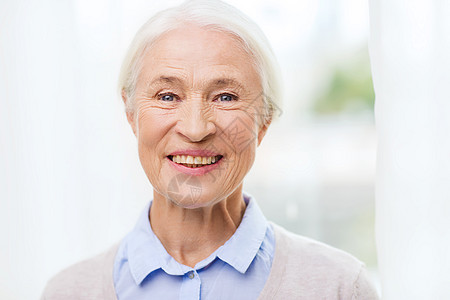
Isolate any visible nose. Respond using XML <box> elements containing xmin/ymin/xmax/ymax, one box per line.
<box><xmin>175</xmin><ymin>100</ymin><xmax>216</xmax><ymax>142</ymax></box>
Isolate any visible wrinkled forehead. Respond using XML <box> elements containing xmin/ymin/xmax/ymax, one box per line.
<box><xmin>149</xmin><ymin>24</ymin><xmax>252</xmax><ymax>60</ymax></box>
<box><xmin>136</xmin><ymin>24</ymin><xmax>261</xmax><ymax>90</ymax></box>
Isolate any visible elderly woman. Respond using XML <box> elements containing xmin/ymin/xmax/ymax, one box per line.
<box><xmin>42</xmin><ymin>1</ymin><xmax>378</xmax><ymax>299</ymax></box>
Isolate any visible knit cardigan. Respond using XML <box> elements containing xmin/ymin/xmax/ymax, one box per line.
<box><xmin>41</xmin><ymin>223</ymin><xmax>379</xmax><ymax>299</ymax></box>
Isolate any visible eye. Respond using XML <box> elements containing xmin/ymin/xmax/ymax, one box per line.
<box><xmin>217</xmin><ymin>93</ymin><xmax>237</xmax><ymax>102</ymax></box>
<box><xmin>158</xmin><ymin>93</ymin><xmax>177</xmax><ymax>102</ymax></box>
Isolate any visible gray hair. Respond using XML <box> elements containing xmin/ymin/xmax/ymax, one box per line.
<box><xmin>118</xmin><ymin>0</ymin><xmax>282</xmax><ymax>123</ymax></box>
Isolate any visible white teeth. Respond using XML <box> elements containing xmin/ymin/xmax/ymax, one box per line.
<box><xmin>171</xmin><ymin>155</ymin><xmax>221</xmax><ymax>167</ymax></box>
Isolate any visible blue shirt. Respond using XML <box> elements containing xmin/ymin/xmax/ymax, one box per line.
<box><xmin>113</xmin><ymin>193</ymin><xmax>275</xmax><ymax>300</ymax></box>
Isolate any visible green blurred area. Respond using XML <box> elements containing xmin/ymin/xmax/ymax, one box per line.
<box><xmin>307</xmin><ymin>47</ymin><xmax>377</xmax><ymax>268</ymax></box>
<box><xmin>313</xmin><ymin>48</ymin><xmax>374</xmax><ymax>115</ymax></box>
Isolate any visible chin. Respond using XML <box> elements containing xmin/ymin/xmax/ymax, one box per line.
<box><xmin>162</xmin><ymin>173</ymin><xmax>216</xmax><ymax>208</ymax></box>
<box><xmin>167</xmin><ymin>186</ymin><xmax>224</xmax><ymax>209</ymax></box>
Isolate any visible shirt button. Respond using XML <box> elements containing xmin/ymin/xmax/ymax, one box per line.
<box><xmin>188</xmin><ymin>271</ymin><xmax>195</xmax><ymax>279</ymax></box>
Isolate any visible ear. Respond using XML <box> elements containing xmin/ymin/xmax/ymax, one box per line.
<box><xmin>122</xmin><ymin>90</ymin><xmax>137</xmax><ymax>137</ymax></box>
<box><xmin>257</xmin><ymin>116</ymin><xmax>272</xmax><ymax>146</ymax></box>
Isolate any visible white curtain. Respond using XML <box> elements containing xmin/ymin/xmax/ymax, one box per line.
<box><xmin>369</xmin><ymin>0</ymin><xmax>450</xmax><ymax>298</ymax></box>
<box><xmin>0</xmin><ymin>1</ymin><xmax>158</xmax><ymax>299</ymax></box>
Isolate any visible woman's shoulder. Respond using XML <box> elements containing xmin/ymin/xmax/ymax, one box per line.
<box><xmin>271</xmin><ymin>222</ymin><xmax>363</xmax><ymax>269</ymax></box>
<box><xmin>263</xmin><ymin>222</ymin><xmax>379</xmax><ymax>299</ymax></box>
<box><xmin>40</xmin><ymin>242</ymin><xmax>120</xmax><ymax>300</ymax></box>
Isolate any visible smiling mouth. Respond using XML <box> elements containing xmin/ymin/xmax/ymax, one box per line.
<box><xmin>168</xmin><ymin>154</ymin><xmax>223</xmax><ymax>168</ymax></box>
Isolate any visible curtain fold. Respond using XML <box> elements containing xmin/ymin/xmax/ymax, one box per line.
<box><xmin>369</xmin><ymin>0</ymin><xmax>450</xmax><ymax>298</ymax></box>
<box><xmin>0</xmin><ymin>1</ymin><xmax>143</xmax><ymax>299</ymax></box>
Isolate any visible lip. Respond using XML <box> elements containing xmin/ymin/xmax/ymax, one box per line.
<box><xmin>167</xmin><ymin>156</ymin><xmax>223</xmax><ymax>176</ymax></box>
<box><xmin>168</xmin><ymin>149</ymin><xmax>222</xmax><ymax>157</ymax></box>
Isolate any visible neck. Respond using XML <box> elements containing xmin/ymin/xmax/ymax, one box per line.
<box><xmin>149</xmin><ymin>185</ymin><xmax>246</xmax><ymax>268</ymax></box>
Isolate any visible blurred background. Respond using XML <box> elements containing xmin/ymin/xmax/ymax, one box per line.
<box><xmin>0</xmin><ymin>0</ymin><xmax>377</xmax><ymax>298</ymax></box>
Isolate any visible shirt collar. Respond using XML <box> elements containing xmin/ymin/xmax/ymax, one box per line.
<box><xmin>127</xmin><ymin>192</ymin><xmax>268</xmax><ymax>285</ymax></box>
<box><xmin>216</xmin><ymin>192</ymin><xmax>268</xmax><ymax>274</ymax></box>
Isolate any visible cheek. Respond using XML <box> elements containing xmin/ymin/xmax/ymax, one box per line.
<box><xmin>216</xmin><ymin>111</ymin><xmax>259</xmax><ymax>176</ymax></box>
<box><xmin>136</xmin><ymin>107</ymin><xmax>174</xmax><ymax>155</ymax></box>
<box><xmin>222</xmin><ymin>112</ymin><xmax>260</xmax><ymax>154</ymax></box>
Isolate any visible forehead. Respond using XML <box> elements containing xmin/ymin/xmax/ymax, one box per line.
<box><xmin>139</xmin><ymin>24</ymin><xmax>260</xmax><ymax>88</ymax></box>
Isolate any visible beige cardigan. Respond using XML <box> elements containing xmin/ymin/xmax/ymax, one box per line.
<box><xmin>41</xmin><ymin>223</ymin><xmax>379</xmax><ymax>299</ymax></box>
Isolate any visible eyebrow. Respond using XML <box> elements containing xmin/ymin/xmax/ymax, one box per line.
<box><xmin>147</xmin><ymin>75</ymin><xmax>248</xmax><ymax>93</ymax></box>
<box><xmin>210</xmin><ymin>78</ymin><xmax>245</xmax><ymax>90</ymax></box>
<box><xmin>149</xmin><ymin>76</ymin><xmax>183</xmax><ymax>86</ymax></box>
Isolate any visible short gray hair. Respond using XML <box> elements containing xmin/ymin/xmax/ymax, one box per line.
<box><xmin>118</xmin><ymin>0</ymin><xmax>282</xmax><ymax>123</ymax></box>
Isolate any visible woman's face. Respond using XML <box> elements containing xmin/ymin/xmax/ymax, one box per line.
<box><xmin>126</xmin><ymin>24</ymin><xmax>269</xmax><ymax>208</ymax></box>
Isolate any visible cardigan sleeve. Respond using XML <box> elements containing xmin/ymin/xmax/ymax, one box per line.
<box><xmin>352</xmin><ymin>266</ymin><xmax>380</xmax><ymax>300</ymax></box>
<box><xmin>40</xmin><ymin>243</ymin><xmax>120</xmax><ymax>300</ymax></box>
